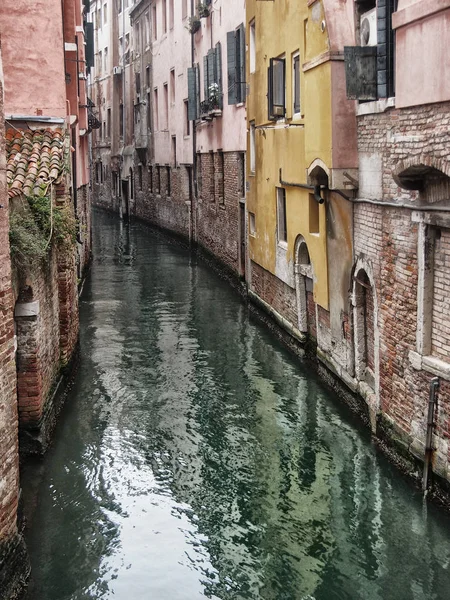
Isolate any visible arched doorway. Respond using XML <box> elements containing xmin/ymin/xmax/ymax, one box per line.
<box><xmin>353</xmin><ymin>267</ymin><xmax>375</xmax><ymax>389</ymax></box>
<box><xmin>294</xmin><ymin>236</ymin><xmax>314</xmax><ymax>334</ymax></box>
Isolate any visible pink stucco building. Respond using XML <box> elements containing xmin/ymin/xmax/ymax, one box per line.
<box><xmin>192</xmin><ymin>0</ymin><xmax>247</xmax><ymax>276</ymax></box>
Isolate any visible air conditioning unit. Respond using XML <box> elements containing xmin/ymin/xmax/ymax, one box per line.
<box><xmin>273</xmin><ymin>105</ymin><xmax>285</xmax><ymax>117</ymax></box>
<box><xmin>113</xmin><ymin>66</ymin><xmax>122</xmax><ymax>75</ymax></box>
<box><xmin>360</xmin><ymin>8</ymin><xmax>377</xmax><ymax>47</ymax></box>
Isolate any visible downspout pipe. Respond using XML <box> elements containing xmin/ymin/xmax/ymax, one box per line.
<box><xmin>279</xmin><ymin>168</ymin><xmax>324</xmax><ymax>203</ymax></box>
<box><xmin>423</xmin><ymin>377</ymin><xmax>440</xmax><ymax>493</ymax></box>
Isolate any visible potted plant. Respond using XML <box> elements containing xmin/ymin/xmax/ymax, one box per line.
<box><xmin>208</xmin><ymin>83</ymin><xmax>222</xmax><ymax>114</ymax></box>
<box><xmin>187</xmin><ymin>15</ymin><xmax>201</xmax><ymax>34</ymax></box>
<box><xmin>197</xmin><ymin>2</ymin><xmax>210</xmax><ymax>18</ymax></box>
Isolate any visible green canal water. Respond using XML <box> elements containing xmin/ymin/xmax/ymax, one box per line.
<box><xmin>22</xmin><ymin>210</ymin><xmax>450</xmax><ymax>600</ymax></box>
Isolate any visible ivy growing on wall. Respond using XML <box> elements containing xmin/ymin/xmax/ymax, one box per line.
<box><xmin>9</xmin><ymin>191</ymin><xmax>77</xmax><ymax>275</ymax></box>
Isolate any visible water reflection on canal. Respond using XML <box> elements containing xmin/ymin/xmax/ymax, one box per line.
<box><xmin>22</xmin><ymin>210</ymin><xmax>450</xmax><ymax>600</ymax></box>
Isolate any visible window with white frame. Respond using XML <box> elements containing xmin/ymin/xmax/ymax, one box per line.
<box><xmin>249</xmin><ymin>121</ymin><xmax>256</xmax><ymax>174</ymax></box>
<box><xmin>249</xmin><ymin>212</ymin><xmax>256</xmax><ymax>236</ymax></box>
<box><xmin>268</xmin><ymin>56</ymin><xmax>286</xmax><ymax>120</ymax></box>
<box><xmin>293</xmin><ymin>52</ymin><xmax>300</xmax><ymax>116</ymax></box>
<box><xmin>250</xmin><ymin>20</ymin><xmax>256</xmax><ymax>74</ymax></box>
<box><xmin>276</xmin><ymin>187</ymin><xmax>287</xmax><ymax>243</ymax></box>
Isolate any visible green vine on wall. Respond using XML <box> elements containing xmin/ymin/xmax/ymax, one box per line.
<box><xmin>9</xmin><ymin>191</ymin><xmax>77</xmax><ymax>275</ymax></box>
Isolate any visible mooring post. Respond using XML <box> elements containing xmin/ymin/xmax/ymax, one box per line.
<box><xmin>422</xmin><ymin>376</ymin><xmax>440</xmax><ymax>492</ymax></box>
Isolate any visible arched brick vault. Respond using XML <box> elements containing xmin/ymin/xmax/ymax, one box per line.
<box><xmin>393</xmin><ymin>155</ymin><xmax>450</xmax><ymax>191</ymax></box>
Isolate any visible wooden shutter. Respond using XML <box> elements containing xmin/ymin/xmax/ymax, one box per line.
<box><xmin>85</xmin><ymin>22</ymin><xmax>94</xmax><ymax>70</ymax></box>
<box><xmin>207</xmin><ymin>50</ymin><xmax>215</xmax><ymax>95</ymax></box>
<box><xmin>187</xmin><ymin>66</ymin><xmax>197</xmax><ymax>120</ymax></box>
<box><xmin>215</xmin><ymin>42</ymin><xmax>223</xmax><ymax>109</ymax></box>
<box><xmin>344</xmin><ymin>46</ymin><xmax>377</xmax><ymax>100</ymax></box>
<box><xmin>238</xmin><ymin>23</ymin><xmax>246</xmax><ymax>103</ymax></box>
<box><xmin>227</xmin><ymin>30</ymin><xmax>236</xmax><ymax>105</ymax></box>
<box><xmin>203</xmin><ymin>55</ymin><xmax>208</xmax><ymax>99</ymax></box>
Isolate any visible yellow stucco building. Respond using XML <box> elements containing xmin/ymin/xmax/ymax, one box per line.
<box><xmin>246</xmin><ymin>0</ymin><xmax>358</xmax><ymax>350</ymax></box>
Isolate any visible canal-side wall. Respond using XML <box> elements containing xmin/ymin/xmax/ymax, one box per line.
<box><xmin>0</xmin><ymin>41</ymin><xmax>30</xmax><ymax>600</ymax></box>
<box><xmin>135</xmin><ymin>164</ymin><xmax>191</xmax><ymax>239</ymax></box>
<box><xmin>196</xmin><ymin>151</ymin><xmax>243</xmax><ymax>276</ymax></box>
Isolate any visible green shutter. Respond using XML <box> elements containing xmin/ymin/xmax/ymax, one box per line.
<box><xmin>207</xmin><ymin>50</ymin><xmax>215</xmax><ymax>96</ymax></box>
<box><xmin>238</xmin><ymin>23</ymin><xmax>246</xmax><ymax>103</ymax></box>
<box><xmin>215</xmin><ymin>42</ymin><xmax>223</xmax><ymax>109</ymax></box>
<box><xmin>227</xmin><ymin>31</ymin><xmax>236</xmax><ymax>105</ymax></box>
<box><xmin>196</xmin><ymin>63</ymin><xmax>201</xmax><ymax>117</ymax></box>
<box><xmin>187</xmin><ymin>67</ymin><xmax>197</xmax><ymax>120</ymax></box>
<box><xmin>85</xmin><ymin>22</ymin><xmax>94</xmax><ymax>71</ymax></box>
<box><xmin>203</xmin><ymin>55</ymin><xmax>208</xmax><ymax>100</ymax></box>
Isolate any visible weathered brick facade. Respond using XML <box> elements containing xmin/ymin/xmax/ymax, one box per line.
<box><xmin>0</xmin><ymin>47</ymin><xmax>29</xmax><ymax>600</ymax></box>
<box><xmin>354</xmin><ymin>100</ymin><xmax>450</xmax><ymax>485</ymax></box>
<box><xmin>134</xmin><ymin>162</ymin><xmax>191</xmax><ymax>238</ymax></box>
<box><xmin>196</xmin><ymin>151</ymin><xmax>243</xmax><ymax>275</ymax></box>
<box><xmin>248</xmin><ymin>99</ymin><xmax>450</xmax><ymax>492</ymax></box>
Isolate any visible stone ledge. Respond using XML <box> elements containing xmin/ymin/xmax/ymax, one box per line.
<box><xmin>409</xmin><ymin>350</ymin><xmax>450</xmax><ymax>381</ymax></box>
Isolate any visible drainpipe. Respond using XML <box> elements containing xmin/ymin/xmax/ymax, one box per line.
<box><xmin>422</xmin><ymin>376</ymin><xmax>439</xmax><ymax>493</ymax></box>
<box><xmin>190</xmin><ymin>0</ymin><xmax>197</xmax><ymax>245</ymax></box>
<box><xmin>279</xmin><ymin>168</ymin><xmax>324</xmax><ymax>203</ymax></box>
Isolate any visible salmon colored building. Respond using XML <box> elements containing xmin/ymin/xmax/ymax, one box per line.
<box><xmin>0</xmin><ymin>1</ymin><xmax>94</xmax><ymax>595</ymax></box>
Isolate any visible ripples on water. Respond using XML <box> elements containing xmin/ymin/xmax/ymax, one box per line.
<box><xmin>22</xmin><ymin>211</ymin><xmax>450</xmax><ymax>600</ymax></box>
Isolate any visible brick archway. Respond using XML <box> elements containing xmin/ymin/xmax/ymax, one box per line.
<box><xmin>351</xmin><ymin>255</ymin><xmax>380</xmax><ymax>413</ymax></box>
<box><xmin>294</xmin><ymin>235</ymin><xmax>314</xmax><ymax>334</ymax></box>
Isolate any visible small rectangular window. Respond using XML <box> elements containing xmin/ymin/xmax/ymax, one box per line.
<box><xmin>156</xmin><ymin>165</ymin><xmax>161</xmax><ymax>194</ymax></box>
<box><xmin>268</xmin><ymin>57</ymin><xmax>286</xmax><ymax>120</ymax></box>
<box><xmin>309</xmin><ymin>194</ymin><xmax>320</xmax><ymax>234</ymax></box>
<box><xmin>249</xmin><ymin>212</ymin><xmax>256</xmax><ymax>236</ymax></box>
<box><xmin>169</xmin><ymin>0</ymin><xmax>174</xmax><ymax>29</ymax></box>
<box><xmin>184</xmin><ymin>100</ymin><xmax>190</xmax><ymax>136</ymax></box>
<box><xmin>182</xmin><ymin>0</ymin><xmax>188</xmax><ymax>20</ymax></box>
<box><xmin>163</xmin><ymin>83</ymin><xmax>168</xmax><ymax>128</ymax></box>
<box><xmin>153</xmin><ymin>88</ymin><xmax>159</xmax><ymax>130</ymax></box>
<box><xmin>166</xmin><ymin>166</ymin><xmax>171</xmax><ymax>197</ymax></box>
<box><xmin>172</xmin><ymin>136</ymin><xmax>177</xmax><ymax>166</ymax></box>
<box><xmin>103</xmin><ymin>3</ymin><xmax>107</xmax><ymax>25</ymax></box>
<box><xmin>107</xmin><ymin>108</ymin><xmax>111</xmax><ymax>138</ymax></box>
<box><xmin>250</xmin><ymin>21</ymin><xmax>256</xmax><ymax>74</ymax></box>
<box><xmin>170</xmin><ymin>69</ymin><xmax>175</xmax><ymax>104</ymax></box>
<box><xmin>293</xmin><ymin>53</ymin><xmax>300</xmax><ymax>115</ymax></box>
<box><xmin>149</xmin><ymin>165</ymin><xmax>153</xmax><ymax>193</ymax></box>
<box><xmin>152</xmin><ymin>5</ymin><xmax>157</xmax><ymax>40</ymax></box>
<box><xmin>162</xmin><ymin>0</ymin><xmax>167</xmax><ymax>34</ymax></box>
<box><xmin>145</xmin><ymin>12</ymin><xmax>150</xmax><ymax>46</ymax></box>
<box><xmin>138</xmin><ymin>165</ymin><xmax>143</xmax><ymax>190</ymax></box>
<box><xmin>276</xmin><ymin>188</ymin><xmax>287</xmax><ymax>243</ymax></box>
<box><xmin>119</xmin><ymin>103</ymin><xmax>124</xmax><ymax>137</ymax></box>
<box><xmin>249</xmin><ymin>121</ymin><xmax>256</xmax><ymax>174</ymax></box>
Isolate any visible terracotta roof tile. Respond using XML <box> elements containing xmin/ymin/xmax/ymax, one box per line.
<box><xmin>6</xmin><ymin>128</ymin><xmax>66</xmax><ymax>198</ymax></box>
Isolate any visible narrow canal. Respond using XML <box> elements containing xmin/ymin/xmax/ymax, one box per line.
<box><xmin>22</xmin><ymin>210</ymin><xmax>450</xmax><ymax>600</ymax></box>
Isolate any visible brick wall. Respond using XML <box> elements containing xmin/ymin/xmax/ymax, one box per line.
<box><xmin>77</xmin><ymin>183</ymin><xmax>92</xmax><ymax>275</ymax></box>
<box><xmin>432</xmin><ymin>228</ymin><xmax>450</xmax><ymax>360</ymax></box>
<box><xmin>355</xmin><ymin>100</ymin><xmax>450</xmax><ymax>483</ymax></box>
<box><xmin>196</xmin><ymin>151</ymin><xmax>242</xmax><ymax>274</ymax></box>
<box><xmin>0</xmin><ymin>43</ymin><xmax>29</xmax><ymax>598</ymax></box>
<box><xmin>134</xmin><ymin>162</ymin><xmax>191</xmax><ymax>239</ymax></box>
<box><xmin>251</xmin><ymin>261</ymin><xmax>298</xmax><ymax>328</ymax></box>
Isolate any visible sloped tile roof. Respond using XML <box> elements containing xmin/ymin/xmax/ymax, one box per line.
<box><xmin>5</xmin><ymin>128</ymin><xmax>66</xmax><ymax>198</ymax></box>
